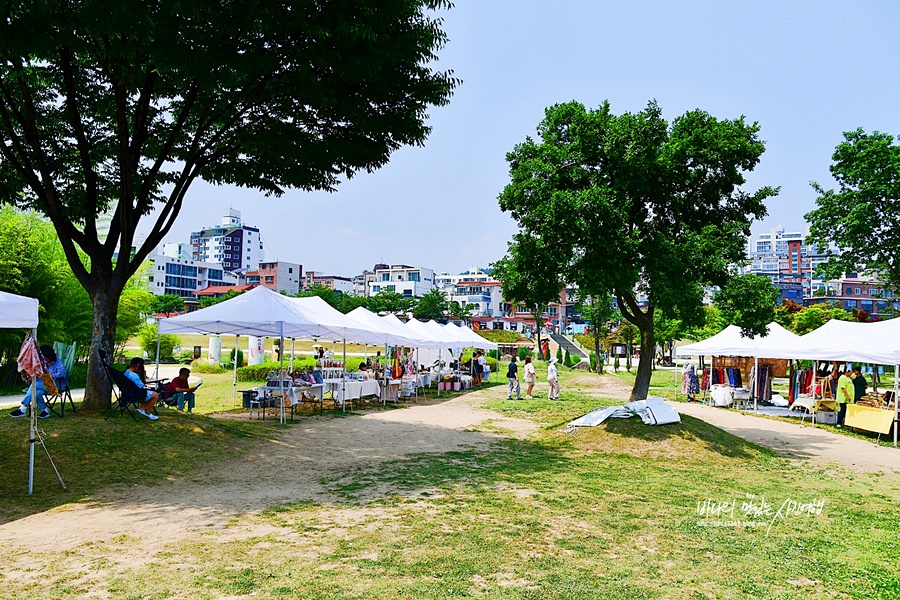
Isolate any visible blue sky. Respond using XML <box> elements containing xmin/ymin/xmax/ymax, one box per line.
<box><xmin>144</xmin><ymin>1</ymin><xmax>900</xmax><ymax>277</ymax></box>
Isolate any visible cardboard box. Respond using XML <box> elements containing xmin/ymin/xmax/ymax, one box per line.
<box><xmin>816</xmin><ymin>410</ymin><xmax>838</xmax><ymax>425</ymax></box>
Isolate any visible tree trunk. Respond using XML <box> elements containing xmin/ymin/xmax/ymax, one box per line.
<box><xmin>593</xmin><ymin>335</ymin><xmax>602</xmax><ymax>374</ymax></box>
<box><xmin>630</xmin><ymin>319</ymin><xmax>656</xmax><ymax>401</ymax></box>
<box><xmin>83</xmin><ymin>286</ymin><xmax>121</xmax><ymax>411</ymax></box>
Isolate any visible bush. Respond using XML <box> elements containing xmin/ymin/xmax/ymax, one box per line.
<box><xmin>564</xmin><ymin>348</ymin><xmax>571</xmax><ymax>367</ymax></box>
<box><xmin>236</xmin><ymin>357</ymin><xmax>318</xmax><ymax>382</ymax></box>
<box><xmin>517</xmin><ymin>345</ymin><xmax>531</xmax><ymax>361</ymax></box>
<box><xmin>136</xmin><ymin>323</ymin><xmax>180</xmax><ymax>362</ymax></box>
<box><xmin>190</xmin><ymin>359</ymin><xmax>229</xmax><ymax>374</ymax></box>
<box><xmin>589</xmin><ymin>351</ymin><xmax>596</xmax><ymax>372</ymax></box>
<box><xmin>556</xmin><ymin>345</ymin><xmax>563</xmax><ymax>364</ymax></box>
<box><xmin>488</xmin><ymin>349</ymin><xmax>499</xmax><ymax>360</ymax></box>
<box><xmin>176</xmin><ymin>349</ymin><xmax>195</xmax><ymax>364</ymax></box>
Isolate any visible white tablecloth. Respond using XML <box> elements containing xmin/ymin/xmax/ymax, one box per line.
<box><xmin>324</xmin><ymin>379</ymin><xmax>381</xmax><ymax>404</ymax></box>
<box><xmin>257</xmin><ymin>384</ymin><xmax>324</xmax><ymax>405</ymax></box>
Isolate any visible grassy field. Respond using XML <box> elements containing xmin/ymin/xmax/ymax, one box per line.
<box><xmin>1</xmin><ymin>367</ymin><xmax>898</xmax><ymax>599</ymax></box>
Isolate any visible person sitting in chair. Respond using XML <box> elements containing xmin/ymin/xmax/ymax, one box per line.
<box><xmin>9</xmin><ymin>345</ymin><xmax>68</xmax><ymax>419</ymax></box>
<box><xmin>163</xmin><ymin>367</ymin><xmax>199</xmax><ymax>413</ymax></box>
<box><xmin>124</xmin><ymin>357</ymin><xmax>159</xmax><ymax>421</ymax></box>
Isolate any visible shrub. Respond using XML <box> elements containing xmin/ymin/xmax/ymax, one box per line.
<box><xmin>564</xmin><ymin>348</ymin><xmax>571</xmax><ymax>367</ymax></box>
<box><xmin>556</xmin><ymin>345</ymin><xmax>563</xmax><ymax>364</ymax></box>
<box><xmin>589</xmin><ymin>351</ymin><xmax>596</xmax><ymax>372</ymax></box>
<box><xmin>488</xmin><ymin>349</ymin><xmax>499</xmax><ymax>360</ymax></box>
<box><xmin>136</xmin><ymin>323</ymin><xmax>180</xmax><ymax>362</ymax></box>
<box><xmin>224</xmin><ymin>348</ymin><xmax>244</xmax><ymax>369</ymax></box>
<box><xmin>236</xmin><ymin>357</ymin><xmax>318</xmax><ymax>382</ymax></box>
<box><xmin>190</xmin><ymin>359</ymin><xmax>228</xmax><ymax>374</ymax></box>
<box><xmin>175</xmin><ymin>349</ymin><xmax>194</xmax><ymax>364</ymax></box>
<box><xmin>517</xmin><ymin>345</ymin><xmax>532</xmax><ymax>361</ymax></box>
<box><xmin>613</xmin><ymin>355</ymin><xmax>620</xmax><ymax>372</ymax></box>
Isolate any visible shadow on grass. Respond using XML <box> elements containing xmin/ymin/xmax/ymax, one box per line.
<box><xmin>590</xmin><ymin>412</ymin><xmax>779</xmax><ymax>461</ymax></box>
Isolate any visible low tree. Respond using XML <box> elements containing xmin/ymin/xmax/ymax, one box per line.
<box><xmin>369</xmin><ymin>290</ymin><xmax>415</xmax><ymax>316</ymax></box>
<box><xmin>151</xmin><ymin>294</ymin><xmax>184</xmax><ymax>317</ymax></box>
<box><xmin>137</xmin><ymin>323</ymin><xmax>180</xmax><ymax>363</ymax></box>
<box><xmin>413</xmin><ymin>288</ymin><xmax>449</xmax><ymax>321</ymax></box>
<box><xmin>498</xmin><ymin>100</ymin><xmax>776</xmax><ymax>400</ymax></box>
<box><xmin>448</xmin><ymin>301</ymin><xmax>477</xmax><ymax>326</ymax></box>
<box><xmin>579</xmin><ymin>294</ymin><xmax>614</xmax><ymax>374</ymax></box>
<box><xmin>0</xmin><ymin>2</ymin><xmax>456</xmax><ymax>409</ymax></box>
<box><xmin>652</xmin><ymin>311</ymin><xmax>683</xmax><ymax>368</ymax></box>
<box><xmin>617</xmin><ymin>322</ymin><xmax>638</xmax><ymax>372</ymax></box>
<box><xmin>807</xmin><ymin>128</ymin><xmax>900</xmax><ymax>289</ymax></box>
<box><xmin>198</xmin><ymin>290</ymin><xmax>242</xmax><ymax>309</ymax></box>
<box><xmin>297</xmin><ymin>284</ymin><xmax>341</xmax><ymax>309</ymax></box>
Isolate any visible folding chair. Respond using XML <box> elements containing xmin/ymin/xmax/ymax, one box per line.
<box><xmin>45</xmin><ymin>341</ymin><xmax>77</xmax><ymax>417</ymax></box>
<box><xmin>98</xmin><ymin>349</ymin><xmax>147</xmax><ymax>421</ymax></box>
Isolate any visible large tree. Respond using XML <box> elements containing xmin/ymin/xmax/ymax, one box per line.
<box><xmin>0</xmin><ymin>1</ymin><xmax>456</xmax><ymax>409</ymax></box>
<box><xmin>499</xmin><ymin>101</ymin><xmax>776</xmax><ymax>400</ymax></box>
<box><xmin>713</xmin><ymin>273</ymin><xmax>780</xmax><ymax>337</ymax></box>
<box><xmin>807</xmin><ymin>128</ymin><xmax>900</xmax><ymax>290</ymax></box>
<box><xmin>493</xmin><ymin>234</ymin><xmax>564</xmax><ymax>364</ymax></box>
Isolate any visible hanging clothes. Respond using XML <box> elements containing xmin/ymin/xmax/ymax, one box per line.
<box><xmin>17</xmin><ymin>336</ymin><xmax>43</xmax><ymax>377</ymax></box>
<box><xmin>682</xmin><ymin>363</ymin><xmax>700</xmax><ymax>396</ymax></box>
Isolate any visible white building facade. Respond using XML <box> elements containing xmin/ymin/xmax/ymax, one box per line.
<box><xmin>190</xmin><ymin>209</ymin><xmax>264</xmax><ymax>272</ymax></box>
<box><xmin>367</xmin><ymin>264</ymin><xmax>435</xmax><ymax>298</ymax></box>
<box><xmin>149</xmin><ymin>253</ymin><xmax>235</xmax><ymax>298</ymax></box>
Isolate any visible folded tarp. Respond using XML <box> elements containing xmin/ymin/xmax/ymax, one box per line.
<box><xmin>567</xmin><ymin>396</ymin><xmax>681</xmax><ymax>432</ymax></box>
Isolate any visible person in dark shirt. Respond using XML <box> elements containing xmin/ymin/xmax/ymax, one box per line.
<box><xmin>163</xmin><ymin>368</ymin><xmax>200</xmax><ymax>413</ymax></box>
<box><xmin>506</xmin><ymin>356</ymin><xmax>520</xmax><ymax>400</ymax></box>
<box><xmin>852</xmin><ymin>366</ymin><xmax>867</xmax><ymax>403</ymax></box>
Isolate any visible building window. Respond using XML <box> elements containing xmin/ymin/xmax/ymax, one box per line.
<box><xmin>402</xmin><ymin>289</ymin><xmax>412</xmax><ymax>297</ymax></box>
<box><xmin>855</xmin><ymin>288</ymin><xmax>861</xmax><ymax>295</ymax></box>
<box><xmin>381</xmin><ymin>273</ymin><xmax>389</xmax><ymax>281</ymax></box>
<box><xmin>409</xmin><ymin>272</ymin><xmax>419</xmax><ymax>282</ymax></box>
<box><xmin>288</xmin><ymin>268</ymin><xmax>293</xmax><ymax>273</ymax></box>
<box><xmin>845</xmin><ymin>287</ymin><xmax>852</xmax><ymax>295</ymax></box>
<box><xmin>372</xmin><ymin>285</ymin><xmax>380</xmax><ymax>293</ymax></box>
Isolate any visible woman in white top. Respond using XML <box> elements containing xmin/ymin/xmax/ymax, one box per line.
<box><xmin>547</xmin><ymin>357</ymin><xmax>560</xmax><ymax>400</ymax></box>
<box><xmin>524</xmin><ymin>355</ymin><xmax>537</xmax><ymax>399</ymax></box>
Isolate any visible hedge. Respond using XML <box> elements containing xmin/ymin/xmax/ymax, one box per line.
<box><xmin>236</xmin><ymin>358</ymin><xmax>317</xmax><ymax>382</ymax></box>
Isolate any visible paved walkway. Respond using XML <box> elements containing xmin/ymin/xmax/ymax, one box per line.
<box><xmin>677</xmin><ymin>401</ymin><xmax>900</xmax><ymax>477</ymax></box>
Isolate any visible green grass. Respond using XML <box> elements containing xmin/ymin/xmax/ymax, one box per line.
<box><xmin>1</xmin><ymin>369</ymin><xmax>899</xmax><ymax>599</ymax></box>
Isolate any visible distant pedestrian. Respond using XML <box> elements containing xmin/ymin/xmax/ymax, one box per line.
<box><xmin>506</xmin><ymin>356</ymin><xmax>520</xmax><ymax>400</ymax></box>
<box><xmin>836</xmin><ymin>368</ymin><xmax>854</xmax><ymax>427</ymax></box>
<box><xmin>547</xmin><ymin>357</ymin><xmax>560</xmax><ymax>400</ymax></box>
<box><xmin>524</xmin><ymin>355</ymin><xmax>536</xmax><ymax>398</ymax></box>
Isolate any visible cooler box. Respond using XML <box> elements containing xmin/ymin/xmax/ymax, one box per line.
<box><xmin>241</xmin><ymin>390</ymin><xmax>257</xmax><ymax>408</ymax></box>
<box><xmin>816</xmin><ymin>410</ymin><xmax>838</xmax><ymax>425</ymax></box>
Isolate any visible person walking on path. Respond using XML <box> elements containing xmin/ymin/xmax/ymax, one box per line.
<box><xmin>547</xmin><ymin>357</ymin><xmax>560</xmax><ymax>400</ymax></box>
<box><xmin>506</xmin><ymin>356</ymin><xmax>521</xmax><ymax>400</ymax></box>
<box><xmin>523</xmin><ymin>355</ymin><xmax>536</xmax><ymax>398</ymax></box>
<box><xmin>836</xmin><ymin>368</ymin><xmax>854</xmax><ymax>427</ymax></box>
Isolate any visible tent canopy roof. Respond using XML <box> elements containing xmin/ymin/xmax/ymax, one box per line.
<box><xmin>676</xmin><ymin>322</ymin><xmax>800</xmax><ymax>359</ymax></box>
<box><xmin>0</xmin><ymin>290</ymin><xmax>39</xmax><ymax>329</ymax></box>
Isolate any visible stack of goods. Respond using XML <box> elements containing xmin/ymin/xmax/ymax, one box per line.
<box><xmin>857</xmin><ymin>393</ymin><xmax>887</xmax><ymax>408</ymax></box>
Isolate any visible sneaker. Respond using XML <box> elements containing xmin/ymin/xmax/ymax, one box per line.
<box><xmin>9</xmin><ymin>407</ymin><xmax>26</xmax><ymax>418</ymax></box>
<box><xmin>147</xmin><ymin>413</ymin><xmax>159</xmax><ymax>421</ymax></box>
<box><xmin>506</xmin><ymin>396</ymin><xmax>512</xmax><ymax>400</ymax></box>
<box><xmin>136</xmin><ymin>409</ymin><xmax>148</xmax><ymax>418</ymax></box>
<box><xmin>526</xmin><ymin>395</ymin><xmax>533</xmax><ymax>399</ymax></box>
<box><xmin>38</xmin><ymin>410</ymin><xmax>50</xmax><ymax>419</ymax></box>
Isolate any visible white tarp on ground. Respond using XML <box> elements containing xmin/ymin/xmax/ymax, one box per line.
<box><xmin>567</xmin><ymin>397</ymin><xmax>681</xmax><ymax>431</ymax></box>
<box><xmin>675</xmin><ymin>322</ymin><xmax>800</xmax><ymax>358</ymax></box>
<box><xmin>0</xmin><ymin>290</ymin><xmax>39</xmax><ymax>329</ymax></box>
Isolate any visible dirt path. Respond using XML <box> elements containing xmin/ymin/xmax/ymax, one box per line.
<box><xmin>676</xmin><ymin>401</ymin><xmax>900</xmax><ymax>476</ymax></box>
<box><xmin>0</xmin><ymin>387</ymin><xmax>537</xmax><ymax>558</ymax></box>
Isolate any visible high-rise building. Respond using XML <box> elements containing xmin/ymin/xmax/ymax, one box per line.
<box><xmin>189</xmin><ymin>209</ymin><xmax>264</xmax><ymax>272</ymax></box>
<box><xmin>741</xmin><ymin>226</ymin><xmax>829</xmax><ymax>296</ymax></box>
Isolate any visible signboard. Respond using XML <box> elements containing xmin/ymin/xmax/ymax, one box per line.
<box><xmin>611</xmin><ymin>343</ymin><xmax>627</xmax><ymax>357</ymax></box>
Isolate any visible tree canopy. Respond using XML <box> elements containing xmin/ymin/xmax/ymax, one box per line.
<box><xmin>499</xmin><ymin>100</ymin><xmax>776</xmax><ymax>399</ymax></box>
<box><xmin>713</xmin><ymin>274</ymin><xmax>781</xmax><ymax>337</ymax></box>
<box><xmin>807</xmin><ymin>129</ymin><xmax>900</xmax><ymax>289</ymax></box>
<box><xmin>0</xmin><ymin>1</ymin><xmax>456</xmax><ymax>408</ymax></box>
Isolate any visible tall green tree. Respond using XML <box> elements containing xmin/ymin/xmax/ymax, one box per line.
<box><xmin>369</xmin><ymin>289</ymin><xmax>415</xmax><ymax>316</ymax></box>
<box><xmin>297</xmin><ymin>284</ymin><xmax>341</xmax><ymax>310</ymax></box>
<box><xmin>0</xmin><ymin>1</ymin><xmax>456</xmax><ymax>409</ymax></box>
<box><xmin>493</xmin><ymin>235</ymin><xmax>564</xmax><ymax>367</ymax></box>
<box><xmin>713</xmin><ymin>274</ymin><xmax>781</xmax><ymax>337</ymax></box>
<box><xmin>499</xmin><ymin>100</ymin><xmax>776</xmax><ymax>400</ymax></box>
<box><xmin>806</xmin><ymin>129</ymin><xmax>900</xmax><ymax>289</ymax></box>
<box><xmin>412</xmin><ymin>288</ymin><xmax>449</xmax><ymax>321</ymax></box>
<box><xmin>448</xmin><ymin>301</ymin><xmax>476</xmax><ymax>326</ymax></box>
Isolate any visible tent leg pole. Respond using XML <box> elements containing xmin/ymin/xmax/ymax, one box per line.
<box><xmin>154</xmin><ymin>317</ymin><xmax>161</xmax><ymax>381</ymax></box>
<box><xmin>232</xmin><ymin>335</ymin><xmax>239</xmax><ymax>408</ymax></box>
<box><xmin>342</xmin><ymin>339</ymin><xmax>347</xmax><ymax>413</ymax></box>
<box><xmin>279</xmin><ymin>329</ymin><xmax>285</xmax><ymax>425</ymax></box>
<box><xmin>290</xmin><ymin>338</ymin><xmax>295</xmax><ymax>372</ymax></box>
<box><xmin>28</xmin><ymin>328</ymin><xmax>36</xmax><ymax>495</ymax></box>
<box><xmin>894</xmin><ymin>364</ymin><xmax>898</xmax><ymax>447</ymax></box>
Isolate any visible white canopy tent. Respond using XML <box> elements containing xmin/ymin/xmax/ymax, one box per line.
<box><xmin>444</xmin><ymin>322</ymin><xmax>498</xmax><ymax>351</ymax></box>
<box><xmin>678</xmin><ymin>320</ymin><xmax>898</xmax><ymax>446</ymax></box>
<box><xmin>0</xmin><ymin>291</ymin><xmax>64</xmax><ymax>494</ymax></box>
<box><xmin>676</xmin><ymin>322</ymin><xmax>801</xmax><ymax>412</ymax></box>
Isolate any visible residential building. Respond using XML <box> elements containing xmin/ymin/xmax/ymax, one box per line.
<box><xmin>246</xmin><ymin>261</ymin><xmax>302</xmax><ymax>295</ymax></box>
<box><xmin>190</xmin><ymin>209</ymin><xmax>264</xmax><ymax>272</ymax></box>
<box><xmin>193</xmin><ymin>284</ymin><xmax>257</xmax><ymax>299</ymax></box>
<box><xmin>162</xmin><ymin>242</ymin><xmax>192</xmax><ymax>260</ymax></box>
<box><xmin>435</xmin><ymin>267</ymin><xmax>494</xmax><ymax>292</ymax></box>
<box><xmin>741</xmin><ymin>226</ymin><xmax>829</xmax><ymax>296</ymax></box>
<box><xmin>148</xmin><ymin>253</ymin><xmax>234</xmax><ymax>299</ymax></box>
<box><xmin>305</xmin><ymin>271</ymin><xmax>354</xmax><ymax>295</ymax></box>
<box><xmin>806</xmin><ymin>274</ymin><xmax>900</xmax><ymax>316</ymax></box>
<box><xmin>366</xmin><ymin>264</ymin><xmax>435</xmax><ymax>298</ymax></box>
<box><xmin>357</xmin><ymin>263</ymin><xmax>389</xmax><ymax>297</ymax></box>
<box><xmin>447</xmin><ymin>280</ymin><xmax>504</xmax><ymax>320</ymax></box>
